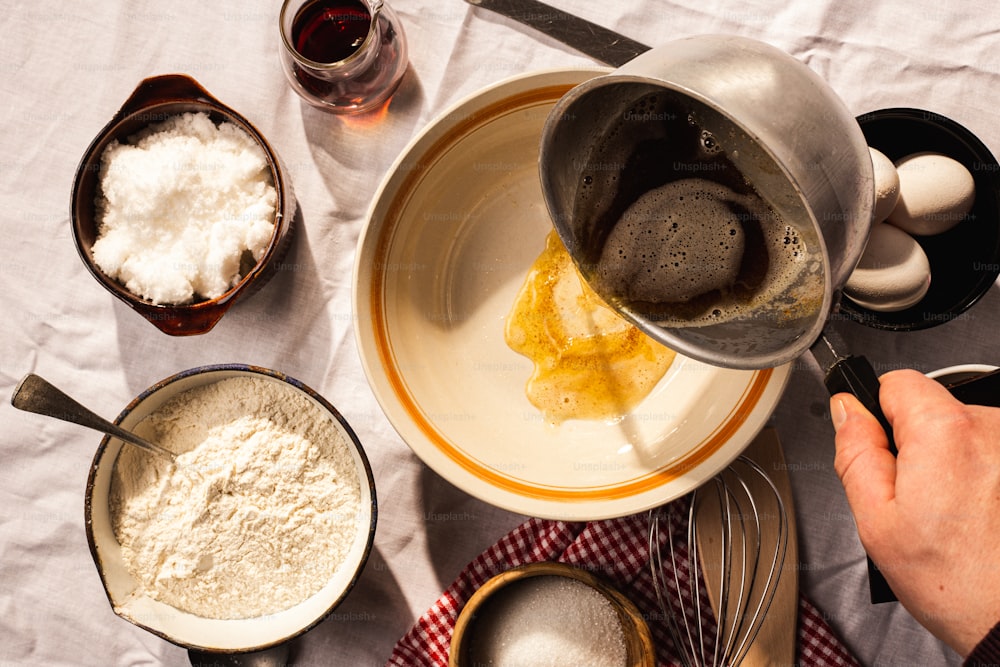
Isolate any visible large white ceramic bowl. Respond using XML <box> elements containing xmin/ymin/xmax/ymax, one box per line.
<box><xmin>84</xmin><ymin>364</ymin><xmax>377</xmax><ymax>653</ymax></box>
<box><xmin>353</xmin><ymin>69</ymin><xmax>791</xmax><ymax>520</ymax></box>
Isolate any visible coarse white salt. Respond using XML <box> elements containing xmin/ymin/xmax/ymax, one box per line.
<box><xmin>92</xmin><ymin>111</ymin><xmax>277</xmax><ymax>305</ymax></box>
<box><xmin>110</xmin><ymin>376</ymin><xmax>362</xmax><ymax>620</ymax></box>
<box><xmin>467</xmin><ymin>574</ymin><xmax>629</xmax><ymax>667</ymax></box>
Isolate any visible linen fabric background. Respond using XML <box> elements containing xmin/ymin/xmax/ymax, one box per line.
<box><xmin>4</xmin><ymin>1</ymin><xmax>1000</xmax><ymax>665</ymax></box>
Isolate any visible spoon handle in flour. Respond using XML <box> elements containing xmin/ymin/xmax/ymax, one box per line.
<box><xmin>11</xmin><ymin>373</ymin><xmax>177</xmax><ymax>462</ymax></box>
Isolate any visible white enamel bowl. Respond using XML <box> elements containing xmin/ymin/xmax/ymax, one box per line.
<box><xmin>84</xmin><ymin>364</ymin><xmax>377</xmax><ymax>653</ymax></box>
<box><xmin>353</xmin><ymin>69</ymin><xmax>791</xmax><ymax>520</ymax></box>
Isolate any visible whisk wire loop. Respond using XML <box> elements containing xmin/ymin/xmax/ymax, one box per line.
<box><xmin>648</xmin><ymin>455</ymin><xmax>789</xmax><ymax>667</ymax></box>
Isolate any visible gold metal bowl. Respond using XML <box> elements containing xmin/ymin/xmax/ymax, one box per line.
<box><xmin>449</xmin><ymin>561</ymin><xmax>655</xmax><ymax>666</ymax></box>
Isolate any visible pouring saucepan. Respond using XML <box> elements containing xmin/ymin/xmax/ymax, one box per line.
<box><xmin>538</xmin><ymin>34</ymin><xmax>899</xmax><ymax>600</ymax></box>
<box><xmin>538</xmin><ymin>34</ymin><xmax>891</xmax><ymax>440</ymax></box>
<box><xmin>539</xmin><ymin>34</ymin><xmax>874</xmax><ymax>371</ymax></box>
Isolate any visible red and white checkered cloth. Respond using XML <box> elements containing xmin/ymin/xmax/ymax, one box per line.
<box><xmin>386</xmin><ymin>506</ymin><xmax>859</xmax><ymax>666</ymax></box>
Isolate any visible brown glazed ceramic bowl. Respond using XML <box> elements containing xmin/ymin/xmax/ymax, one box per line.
<box><xmin>71</xmin><ymin>74</ymin><xmax>295</xmax><ymax>335</ymax></box>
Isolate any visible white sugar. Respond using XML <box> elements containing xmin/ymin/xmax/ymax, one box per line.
<box><xmin>92</xmin><ymin>111</ymin><xmax>277</xmax><ymax>305</ymax></box>
<box><xmin>467</xmin><ymin>575</ymin><xmax>628</xmax><ymax>667</ymax></box>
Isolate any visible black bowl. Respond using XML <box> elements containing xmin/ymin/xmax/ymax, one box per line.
<box><xmin>841</xmin><ymin>108</ymin><xmax>1000</xmax><ymax>331</ymax></box>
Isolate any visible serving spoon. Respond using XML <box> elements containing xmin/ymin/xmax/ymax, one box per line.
<box><xmin>11</xmin><ymin>373</ymin><xmax>177</xmax><ymax>463</ymax></box>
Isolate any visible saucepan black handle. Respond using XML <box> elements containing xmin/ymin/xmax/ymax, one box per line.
<box><xmin>809</xmin><ymin>328</ymin><xmax>898</xmax><ymax>602</ymax></box>
<box><xmin>823</xmin><ymin>355</ymin><xmax>898</xmax><ymax>456</ymax></box>
<box><xmin>820</xmin><ymin>353</ymin><xmax>898</xmax><ymax>603</ymax></box>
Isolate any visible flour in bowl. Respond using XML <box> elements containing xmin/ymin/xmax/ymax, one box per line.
<box><xmin>110</xmin><ymin>376</ymin><xmax>362</xmax><ymax>620</ymax></box>
<box><xmin>92</xmin><ymin>111</ymin><xmax>277</xmax><ymax>305</ymax></box>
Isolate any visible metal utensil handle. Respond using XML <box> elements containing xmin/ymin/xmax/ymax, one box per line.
<box><xmin>10</xmin><ymin>373</ymin><xmax>175</xmax><ymax>462</ymax></box>
<box><xmin>465</xmin><ymin>0</ymin><xmax>651</xmax><ymax>67</ymax></box>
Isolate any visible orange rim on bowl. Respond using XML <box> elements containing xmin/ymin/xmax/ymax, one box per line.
<box><xmin>353</xmin><ymin>69</ymin><xmax>792</xmax><ymax>520</ymax></box>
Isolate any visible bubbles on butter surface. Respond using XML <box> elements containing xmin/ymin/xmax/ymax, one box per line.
<box><xmin>594</xmin><ymin>176</ymin><xmax>817</xmax><ymax>327</ymax></box>
<box><xmin>700</xmin><ymin>129</ymin><xmax>723</xmax><ymax>155</ymax></box>
<box><xmin>597</xmin><ymin>179</ymin><xmax>746</xmax><ymax>303</ymax></box>
<box><xmin>568</xmin><ymin>89</ymin><xmax>826</xmax><ymax>333</ymax></box>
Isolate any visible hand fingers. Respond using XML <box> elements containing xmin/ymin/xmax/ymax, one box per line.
<box><xmin>876</xmin><ymin>369</ymin><xmax>965</xmax><ymax>451</ymax></box>
<box><xmin>831</xmin><ymin>392</ymin><xmax>897</xmax><ymax>545</ymax></box>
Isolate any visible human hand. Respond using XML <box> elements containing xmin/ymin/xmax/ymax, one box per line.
<box><xmin>831</xmin><ymin>368</ymin><xmax>1000</xmax><ymax>656</ymax></box>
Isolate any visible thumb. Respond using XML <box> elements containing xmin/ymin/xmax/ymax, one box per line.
<box><xmin>830</xmin><ymin>392</ymin><xmax>897</xmax><ymax>545</ymax></box>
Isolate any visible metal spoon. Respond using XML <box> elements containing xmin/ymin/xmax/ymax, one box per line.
<box><xmin>10</xmin><ymin>373</ymin><xmax>176</xmax><ymax>463</ymax></box>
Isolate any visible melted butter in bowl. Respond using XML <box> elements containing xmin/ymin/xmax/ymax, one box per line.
<box><xmin>505</xmin><ymin>231</ymin><xmax>676</xmax><ymax>425</ymax></box>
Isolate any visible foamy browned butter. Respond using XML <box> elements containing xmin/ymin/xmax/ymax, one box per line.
<box><xmin>595</xmin><ymin>177</ymin><xmax>817</xmax><ymax>326</ymax></box>
<box><xmin>505</xmin><ymin>231</ymin><xmax>676</xmax><ymax>424</ymax></box>
<box><xmin>598</xmin><ymin>178</ymin><xmax>749</xmax><ymax>303</ymax></box>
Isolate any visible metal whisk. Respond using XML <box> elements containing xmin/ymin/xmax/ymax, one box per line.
<box><xmin>648</xmin><ymin>456</ymin><xmax>789</xmax><ymax>667</ymax></box>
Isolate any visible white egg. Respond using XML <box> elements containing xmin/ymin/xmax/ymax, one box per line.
<box><xmin>844</xmin><ymin>223</ymin><xmax>931</xmax><ymax>312</ymax></box>
<box><xmin>869</xmin><ymin>147</ymin><xmax>900</xmax><ymax>223</ymax></box>
<box><xmin>888</xmin><ymin>152</ymin><xmax>975</xmax><ymax>235</ymax></box>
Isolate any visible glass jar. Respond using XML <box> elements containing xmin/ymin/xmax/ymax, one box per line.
<box><xmin>279</xmin><ymin>0</ymin><xmax>408</xmax><ymax>114</ymax></box>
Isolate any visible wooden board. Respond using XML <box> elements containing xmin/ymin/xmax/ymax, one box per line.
<box><xmin>694</xmin><ymin>427</ymin><xmax>799</xmax><ymax>666</ymax></box>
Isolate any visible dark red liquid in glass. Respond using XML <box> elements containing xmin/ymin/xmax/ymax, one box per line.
<box><xmin>292</xmin><ymin>0</ymin><xmax>372</xmax><ymax>63</ymax></box>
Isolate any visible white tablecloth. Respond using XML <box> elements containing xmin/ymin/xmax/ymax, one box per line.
<box><xmin>3</xmin><ymin>1</ymin><xmax>999</xmax><ymax>665</ymax></box>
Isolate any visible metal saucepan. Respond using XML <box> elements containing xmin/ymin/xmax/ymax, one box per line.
<box><xmin>539</xmin><ymin>34</ymin><xmax>874</xmax><ymax>370</ymax></box>
<box><xmin>538</xmin><ymin>35</ymin><xmax>896</xmax><ymax>601</ymax></box>
<box><xmin>538</xmin><ymin>35</ymin><xmax>893</xmax><ymax>447</ymax></box>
